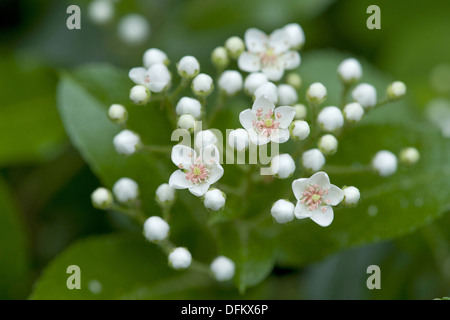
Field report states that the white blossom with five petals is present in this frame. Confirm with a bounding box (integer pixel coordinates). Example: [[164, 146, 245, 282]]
[[129, 63, 171, 93]]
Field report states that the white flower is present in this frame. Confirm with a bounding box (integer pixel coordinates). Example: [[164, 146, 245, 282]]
[[343, 102, 364, 123], [108, 104, 128, 124], [318, 134, 338, 155], [143, 216, 170, 242], [293, 104, 307, 119], [218, 70, 243, 96], [278, 84, 298, 106], [307, 82, 327, 104], [168, 247, 192, 270], [177, 56, 200, 79], [317, 106, 344, 132], [91, 187, 113, 209], [129, 63, 171, 93], [271, 199, 295, 224], [239, 97, 295, 145], [113, 130, 141, 155], [88, 0, 115, 25], [302, 149, 326, 172], [228, 128, 249, 151], [195, 130, 218, 149], [352, 83, 377, 109], [211, 46, 229, 69], [271, 154, 295, 179], [372, 150, 398, 176], [387, 81, 406, 101], [210, 256, 235, 281], [176, 97, 202, 119], [399, 147, 420, 165], [169, 145, 224, 197], [129, 85, 150, 105], [238, 28, 301, 81], [342, 186, 360, 206], [290, 120, 310, 140], [203, 189, 226, 211], [283, 23, 305, 50], [155, 183, 176, 204], [192, 73, 214, 97], [338, 58, 362, 84], [112, 177, 139, 203], [244, 72, 268, 96], [143, 48, 169, 68], [254, 82, 278, 104], [292, 171, 344, 227], [117, 14, 150, 46], [225, 36, 245, 59], [177, 114, 197, 132]]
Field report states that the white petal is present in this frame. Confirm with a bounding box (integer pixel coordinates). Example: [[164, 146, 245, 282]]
[[274, 106, 296, 128], [262, 64, 284, 81], [325, 184, 344, 206], [252, 96, 275, 114], [169, 170, 192, 189], [189, 182, 210, 197], [310, 206, 334, 227], [245, 28, 268, 53], [238, 52, 261, 72], [171, 145, 196, 166], [147, 64, 171, 92], [294, 202, 311, 219], [239, 109, 257, 131], [129, 67, 147, 85], [208, 163, 224, 185], [281, 51, 301, 70], [269, 28, 291, 54], [292, 178, 309, 200], [201, 145, 221, 166], [271, 128, 290, 143], [308, 171, 330, 189]]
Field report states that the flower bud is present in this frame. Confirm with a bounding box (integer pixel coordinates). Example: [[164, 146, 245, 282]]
[[338, 58, 362, 85], [203, 189, 226, 211], [211, 46, 229, 70], [210, 256, 235, 281], [244, 72, 268, 96], [91, 187, 113, 209], [218, 70, 243, 96], [387, 81, 406, 101], [290, 120, 310, 140], [225, 36, 245, 59], [143, 48, 169, 68], [318, 134, 338, 155], [318, 106, 344, 132], [302, 148, 326, 172], [176, 97, 202, 119], [108, 104, 128, 124], [283, 23, 305, 50], [271, 154, 296, 179], [278, 84, 298, 106], [343, 102, 364, 123], [228, 128, 249, 151], [254, 82, 278, 104], [130, 85, 150, 105], [88, 0, 115, 25], [286, 72, 302, 90], [117, 14, 150, 46], [372, 150, 398, 177], [271, 199, 295, 224], [168, 247, 192, 270], [342, 186, 360, 207], [177, 56, 200, 79], [112, 177, 139, 203], [177, 114, 197, 132], [399, 147, 420, 165], [195, 130, 218, 149], [143, 216, 170, 242], [113, 130, 141, 155], [352, 83, 377, 109], [155, 183, 176, 206], [293, 104, 307, 119], [307, 82, 327, 104], [192, 73, 214, 97]]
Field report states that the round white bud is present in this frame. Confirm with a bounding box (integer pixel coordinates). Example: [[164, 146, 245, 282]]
[[278, 84, 298, 106], [302, 148, 326, 172], [352, 83, 377, 109], [143, 48, 169, 68], [192, 73, 214, 97], [271, 154, 296, 179], [338, 58, 362, 84], [177, 56, 200, 79], [177, 114, 197, 132], [318, 106, 344, 132], [225, 36, 245, 59], [307, 82, 327, 104], [399, 147, 420, 165], [203, 189, 226, 211], [195, 130, 217, 149], [218, 70, 243, 96], [113, 130, 141, 155], [254, 82, 278, 104], [228, 129, 249, 151], [88, 0, 115, 25], [244, 72, 268, 96], [271, 199, 295, 224], [318, 134, 338, 155], [343, 186, 360, 206], [108, 104, 128, 124], [91, 187, 113, 209], [290, 120, 310, 140], [294, 104, 307, 119], [210, 256, 235, 281], [387, 81, 407, 101], [155, 183, 176, 205], [372, 150, 398, 177], [175, 97, 202, 119], [117, 14, 150, 46], [130, 85, 150, 105], [211, 46, 229, 70], [168, 247, 192, 270], [143, 216, 170, 242], [343, 102, 364, 123], [283, 23, 305, 50], [112, 177, 139, 203], [286, 73, 302, 90]]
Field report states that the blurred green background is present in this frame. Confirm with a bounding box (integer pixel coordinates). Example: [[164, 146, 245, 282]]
[[0, 0, 449, 300]]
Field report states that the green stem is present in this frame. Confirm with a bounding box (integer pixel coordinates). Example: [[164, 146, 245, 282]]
[[340, 83, 351, 109], [208, 92, 227, 126], [169, 78, 189, 101]]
